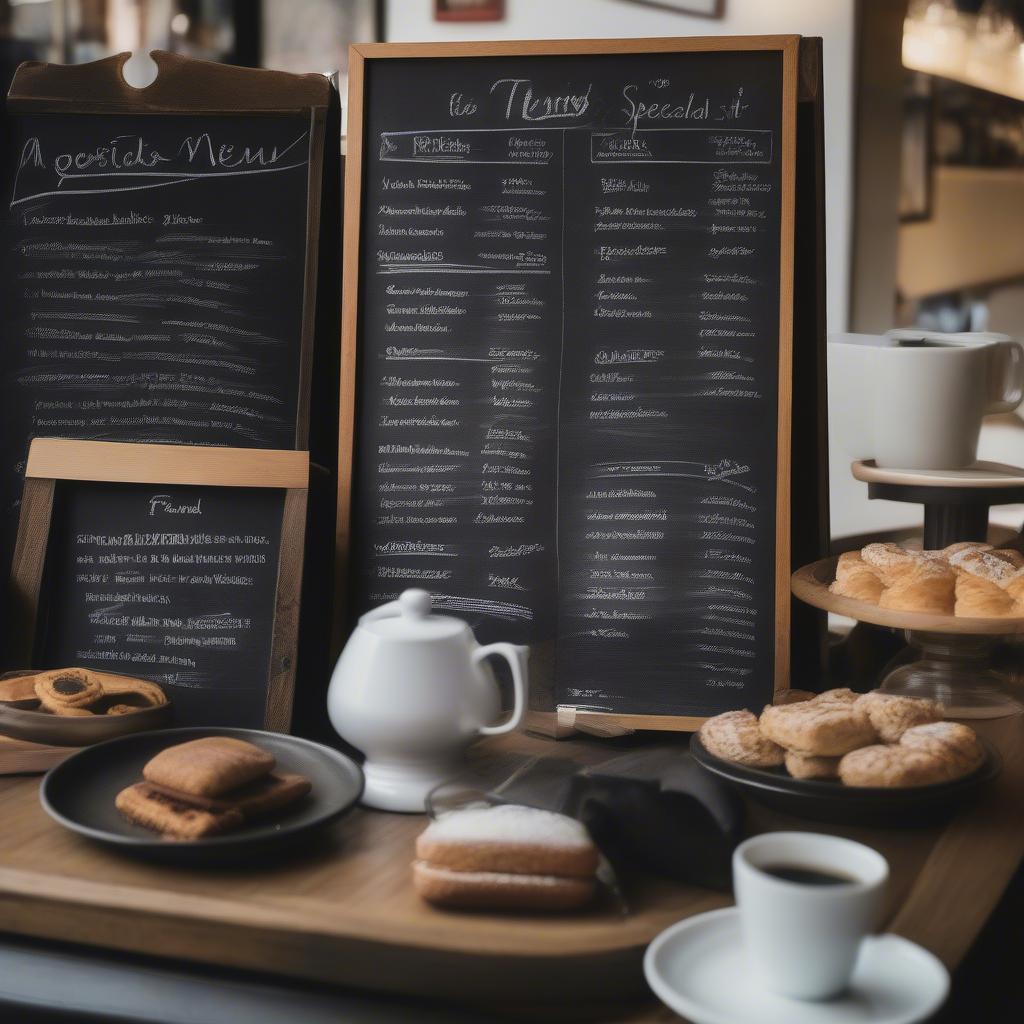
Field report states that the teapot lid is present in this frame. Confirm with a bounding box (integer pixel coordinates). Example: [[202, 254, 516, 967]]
[[358, 589, 471, 641]]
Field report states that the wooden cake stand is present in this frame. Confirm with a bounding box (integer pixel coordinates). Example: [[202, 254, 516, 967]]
[[851, 460, 1024, 549], [792, 557, 1024, 719]]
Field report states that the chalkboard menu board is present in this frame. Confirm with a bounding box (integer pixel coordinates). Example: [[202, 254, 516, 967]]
[[0, 52, 335, 683], [340, 39, 801, 728], [39, 482, 284, 728], [10, 439, 309, 730]]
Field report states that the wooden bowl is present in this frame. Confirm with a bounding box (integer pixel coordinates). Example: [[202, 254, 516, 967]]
[[0, 671, 171, 747], [791, 556, 1024, 635]]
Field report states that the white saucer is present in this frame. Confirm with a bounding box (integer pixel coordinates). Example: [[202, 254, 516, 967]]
[[644, 908, 949, 1024]]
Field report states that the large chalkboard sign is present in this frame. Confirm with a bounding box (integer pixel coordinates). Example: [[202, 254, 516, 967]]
[[0, 53, 337, 699], [340, 38, 807, 731], [9, 439, 309, 730]]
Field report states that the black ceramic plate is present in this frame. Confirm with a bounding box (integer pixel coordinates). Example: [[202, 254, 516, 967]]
[[690, 733, 1000, 827], [41, 727, 363, 864]]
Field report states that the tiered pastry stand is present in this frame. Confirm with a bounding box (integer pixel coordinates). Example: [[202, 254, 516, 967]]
[[791, 460, 1024, 719]]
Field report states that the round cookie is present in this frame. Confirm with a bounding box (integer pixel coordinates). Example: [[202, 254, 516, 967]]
[[784, 750, 841, 780], [699, 710, 784, 768], [838, 745, 949, 788], [760, 701, 877, 757], [854, 691, 944, 743], [34, 668, 103, 712], [899, 721, 985, 779]]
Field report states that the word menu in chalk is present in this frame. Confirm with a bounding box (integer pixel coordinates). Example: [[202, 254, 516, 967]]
[[352, 51, 787, 717], [1, 114, 310, 598]]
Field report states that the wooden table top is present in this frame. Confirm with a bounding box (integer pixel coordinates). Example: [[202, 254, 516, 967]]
[[0, 717, 1021, 1019]]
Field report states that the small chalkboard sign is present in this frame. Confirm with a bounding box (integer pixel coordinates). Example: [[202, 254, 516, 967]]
[[338, 36, 825, 733], [9, 439, 309, 730]]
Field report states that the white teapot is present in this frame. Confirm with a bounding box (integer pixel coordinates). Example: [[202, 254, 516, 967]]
[[327, 589, 528, 812]]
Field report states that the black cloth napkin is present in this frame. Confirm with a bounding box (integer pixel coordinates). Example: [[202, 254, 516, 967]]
[[431, 747, 742, 891]]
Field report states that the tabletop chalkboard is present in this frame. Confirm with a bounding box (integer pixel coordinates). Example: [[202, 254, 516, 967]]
[[339, 38, 803, 730], [9, 439, 309, 730], [0, 53, 336, 687]]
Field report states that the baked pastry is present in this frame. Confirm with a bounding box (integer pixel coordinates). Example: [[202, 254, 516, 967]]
[[838, 745, 950, 788], [829, 551, 884, 603], [0, 676, 41, 703], [34, 668, 104, 713], [145, 772, 311, 817], [953, 550, 1019, 617], [143, 737, 275, 797], [760, 701, 876, 757], [699, 710, 784, 768], [854, 691, 943, 742], [412, 862, 595, 912], [878, 559, 955, 615], [784, 750, 841, 780], [942, 541, 992, 558], [416, 805, 599, 878], [860, 543, 923, 586], [990, 548, 1024, 569], [899, 721, 985, 779], [116, 782, 244, 839], [95, 675, 168, 707], [813, 688, 859, 705], [413, 805, 599, 912], [117, 739, 310, 840]]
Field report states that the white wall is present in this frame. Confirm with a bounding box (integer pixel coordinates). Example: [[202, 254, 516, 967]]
[[384, 0, 857, 334]]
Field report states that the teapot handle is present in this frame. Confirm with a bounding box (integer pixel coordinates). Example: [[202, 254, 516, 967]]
[[473, 643, 528, 736]]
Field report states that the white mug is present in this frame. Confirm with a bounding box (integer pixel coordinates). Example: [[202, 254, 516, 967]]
[[829, 330, 1024, 470], [733, 832, 889, 1000]]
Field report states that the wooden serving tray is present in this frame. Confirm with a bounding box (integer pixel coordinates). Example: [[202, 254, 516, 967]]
[[792, 556, 1024, 635], [0, 724, 1022, 1009]]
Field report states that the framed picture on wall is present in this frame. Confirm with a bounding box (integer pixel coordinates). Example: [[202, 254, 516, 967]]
[[435, 0, 506, 21]]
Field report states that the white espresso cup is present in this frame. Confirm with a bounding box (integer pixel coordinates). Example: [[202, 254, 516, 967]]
[[829, 330, 1024, 470], [733, 832, 889, 1000]]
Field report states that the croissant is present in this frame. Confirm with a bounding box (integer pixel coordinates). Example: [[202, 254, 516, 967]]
[[861, 542, 923, 587], [829, 551, 883, 603], [942, 541, 992, 559], [955, 575, 1016, 617], [879, 561, 955, 615]]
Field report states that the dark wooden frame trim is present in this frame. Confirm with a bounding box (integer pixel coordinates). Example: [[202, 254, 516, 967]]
[[337, 36, 801, 731], [8, 439, 309, 732]]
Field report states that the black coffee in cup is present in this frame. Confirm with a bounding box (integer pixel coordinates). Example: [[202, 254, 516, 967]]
[[762, 864, 858, 886]]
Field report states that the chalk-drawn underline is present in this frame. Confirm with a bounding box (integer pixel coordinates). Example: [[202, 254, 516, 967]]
[[11, 161, 308, 206], [378, 262, 549, 275]]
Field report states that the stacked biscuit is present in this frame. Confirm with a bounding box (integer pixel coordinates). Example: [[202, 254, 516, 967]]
[[413, 804, 600, 911], [116, 737, 311, 840], [0, 667, 166, 716], [829, 540, 1024, 617], [699, 690, 985, 787]]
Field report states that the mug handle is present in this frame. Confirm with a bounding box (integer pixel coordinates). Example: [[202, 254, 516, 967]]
[[987, 340, 1024, 414], [473, 643, 528, 736]]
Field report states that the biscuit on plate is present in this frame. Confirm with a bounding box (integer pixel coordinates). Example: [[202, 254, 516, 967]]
[[760, 701, 876, 757], [838, 745, 949, 788], [116, 782, 244, 839], [854, 691, 944, 743], [143, 737, 275, 797], [699, 710, 784, 768], [899, 721, 985, 779], [784, 750, 841, 780], [34, 668, 103, 712]]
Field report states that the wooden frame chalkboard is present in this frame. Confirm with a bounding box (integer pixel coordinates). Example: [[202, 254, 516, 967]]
[[337, 36, 804, 732], [2, 50, 341, 733], [8, 439, 309, 731]]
